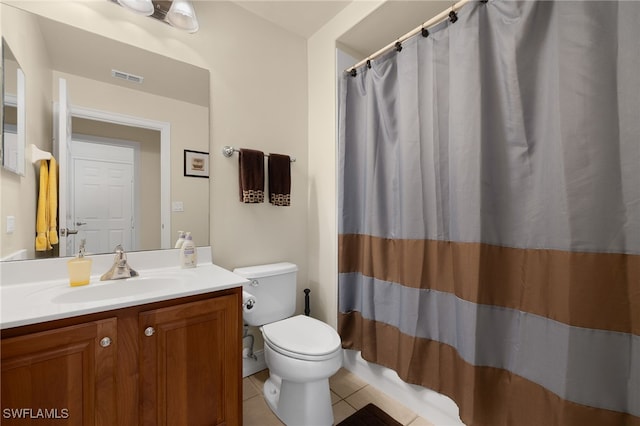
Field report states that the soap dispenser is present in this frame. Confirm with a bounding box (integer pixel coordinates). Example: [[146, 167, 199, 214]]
[[175, 230, 186, 248], [68, 239, 92, 287], [179, 232, 197, 268]]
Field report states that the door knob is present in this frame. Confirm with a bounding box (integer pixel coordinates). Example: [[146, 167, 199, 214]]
[[100, 337, 112, 347], [144, 327, 155, 337]]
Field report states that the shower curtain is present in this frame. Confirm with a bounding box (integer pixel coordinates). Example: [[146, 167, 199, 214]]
[[337, 2, 639, 426]]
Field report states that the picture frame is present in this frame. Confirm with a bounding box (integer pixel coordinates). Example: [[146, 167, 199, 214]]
[[184, 149, 210, 178]]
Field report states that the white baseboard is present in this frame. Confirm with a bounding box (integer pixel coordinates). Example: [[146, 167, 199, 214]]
[[342, 349, 465, 426], [243, 349, 267, 378]]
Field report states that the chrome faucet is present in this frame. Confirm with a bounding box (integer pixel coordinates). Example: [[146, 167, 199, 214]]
[[100, 245, 139, 281]]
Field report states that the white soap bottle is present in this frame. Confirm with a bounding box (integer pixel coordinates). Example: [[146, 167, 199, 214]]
[[180, 232, 197, 268], [174, 230, 186, 248]]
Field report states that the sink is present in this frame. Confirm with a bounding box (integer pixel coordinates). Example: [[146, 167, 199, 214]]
[[51, 276, 185, 304]]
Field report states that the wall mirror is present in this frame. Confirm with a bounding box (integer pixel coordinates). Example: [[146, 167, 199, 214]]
[[2, 38, 26, 176], [0, 5, 210, 261]]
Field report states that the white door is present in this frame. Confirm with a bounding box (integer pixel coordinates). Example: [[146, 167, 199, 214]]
[[71, 141, 135, 255]]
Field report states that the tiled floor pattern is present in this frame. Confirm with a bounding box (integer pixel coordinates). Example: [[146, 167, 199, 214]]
[[243, 368, 435, 426]]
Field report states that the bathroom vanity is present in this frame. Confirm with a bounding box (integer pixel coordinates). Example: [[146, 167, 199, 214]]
[[0, 248, 245, 425]]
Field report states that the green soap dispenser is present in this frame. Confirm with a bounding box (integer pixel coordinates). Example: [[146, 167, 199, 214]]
[[68, 239, 92, 287]]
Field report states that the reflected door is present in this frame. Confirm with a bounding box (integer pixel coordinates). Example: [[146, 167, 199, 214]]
[[72, 142, 136, 255]]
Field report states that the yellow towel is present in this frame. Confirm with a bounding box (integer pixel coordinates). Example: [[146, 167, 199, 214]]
[[48, 157, 58, 245], [35, 160, 50, 251]]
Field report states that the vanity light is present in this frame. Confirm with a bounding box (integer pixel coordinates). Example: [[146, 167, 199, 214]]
[[111, 0, 199, 33], [117, 0, 154, 16], [166, 0, 199, 33]]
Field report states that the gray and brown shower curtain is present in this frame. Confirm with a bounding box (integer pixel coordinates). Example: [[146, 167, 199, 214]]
[[337, 1, 639, 426]]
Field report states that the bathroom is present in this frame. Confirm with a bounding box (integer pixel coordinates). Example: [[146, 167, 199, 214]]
[[1, 1, 638, 426]]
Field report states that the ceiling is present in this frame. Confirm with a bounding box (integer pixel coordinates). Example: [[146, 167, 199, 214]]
[[231, 1, 352, 39], [231, 0, 453, 59], [338, 1, 452, 58]]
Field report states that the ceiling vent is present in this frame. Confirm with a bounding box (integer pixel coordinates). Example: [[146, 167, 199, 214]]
[[111, 69, 144, 84]]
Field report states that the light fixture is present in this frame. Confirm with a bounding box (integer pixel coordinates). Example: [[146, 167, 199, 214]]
[[166, 0, 199, 33], [111, 0, 200, 33], [117, 0, 154, 16]]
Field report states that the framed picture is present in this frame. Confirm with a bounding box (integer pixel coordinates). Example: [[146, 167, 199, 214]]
[[184, 150, 210, 178]]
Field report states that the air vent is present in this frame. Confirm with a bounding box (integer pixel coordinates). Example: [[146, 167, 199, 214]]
[[111, 69, 144, 84]]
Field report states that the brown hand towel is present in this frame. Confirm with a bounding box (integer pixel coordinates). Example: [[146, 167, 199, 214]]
[[239, 149, 265, 203], [268, 153, 291, 206]]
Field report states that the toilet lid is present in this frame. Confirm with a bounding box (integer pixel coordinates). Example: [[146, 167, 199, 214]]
[[262, 315, 341, 357]]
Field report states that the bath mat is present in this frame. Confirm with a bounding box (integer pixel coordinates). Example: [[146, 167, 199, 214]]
[[337, 403, 402, 426]]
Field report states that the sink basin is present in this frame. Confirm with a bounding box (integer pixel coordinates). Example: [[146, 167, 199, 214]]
[[52, 276, 185, 304]]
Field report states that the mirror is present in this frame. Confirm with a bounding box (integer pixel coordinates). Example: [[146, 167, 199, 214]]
[[2, 38, 26, 176], [0, 5, 210, 261]]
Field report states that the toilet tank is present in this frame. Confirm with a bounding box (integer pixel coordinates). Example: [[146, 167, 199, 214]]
[[233, 262, 298, 326]]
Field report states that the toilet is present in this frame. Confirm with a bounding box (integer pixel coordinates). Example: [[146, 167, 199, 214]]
[[234, 262, 342, 426]]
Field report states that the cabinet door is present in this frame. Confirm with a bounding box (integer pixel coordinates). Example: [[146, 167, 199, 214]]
[[1, 318, 117, 425], [139, 294, 241, 426]]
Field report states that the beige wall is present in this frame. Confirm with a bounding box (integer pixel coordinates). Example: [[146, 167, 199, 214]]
[[307, 1, 384, 327], [207, 2, 309, 314], [0, 0, 381, 327], [2, 0, 310, 313], [1, 0, 379, 349], [0, 4, 53, 259]]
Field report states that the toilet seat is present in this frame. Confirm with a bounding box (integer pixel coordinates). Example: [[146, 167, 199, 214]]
[[262, 315, 342, 361]]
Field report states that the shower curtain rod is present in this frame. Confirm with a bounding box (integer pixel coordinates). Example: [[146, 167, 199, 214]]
[[346, 0, 474, 74]]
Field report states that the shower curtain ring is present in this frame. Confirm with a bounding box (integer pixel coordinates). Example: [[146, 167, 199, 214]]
[[449, 10, 458, 23]]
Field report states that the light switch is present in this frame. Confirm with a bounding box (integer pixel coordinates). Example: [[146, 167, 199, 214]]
[[172, 201, 184, 212], [6, 216, 15, 234]]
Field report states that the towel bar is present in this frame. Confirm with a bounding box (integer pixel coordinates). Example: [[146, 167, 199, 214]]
[[30, 144, 52, 164], [222, 146, 296, 162]]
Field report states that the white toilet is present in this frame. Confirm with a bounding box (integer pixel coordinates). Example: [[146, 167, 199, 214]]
[[234, 262, 342, 426]]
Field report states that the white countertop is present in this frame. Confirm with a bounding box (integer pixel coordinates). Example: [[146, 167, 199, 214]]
[[1, 248, 248, 330]]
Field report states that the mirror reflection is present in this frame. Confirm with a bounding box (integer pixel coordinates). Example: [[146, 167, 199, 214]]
[[2, 38, 26, 176], [0, 5, 210, 261], [64, 118, 162, 257]]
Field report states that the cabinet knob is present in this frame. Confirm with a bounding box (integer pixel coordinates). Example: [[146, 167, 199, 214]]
[[144, 326, 156, 337], [100, 337, 112, 348]]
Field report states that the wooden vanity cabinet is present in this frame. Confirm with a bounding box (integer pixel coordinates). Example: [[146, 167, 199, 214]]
[[1, 287, 242, 426], [1, 318, 117, 425], [139, 294, 241, 426]]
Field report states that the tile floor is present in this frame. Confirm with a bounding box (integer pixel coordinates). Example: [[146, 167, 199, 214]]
[[243, 368, 435, 426]]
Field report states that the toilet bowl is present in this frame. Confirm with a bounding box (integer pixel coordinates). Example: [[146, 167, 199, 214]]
[[261, 315, 342, 426], [233, 263, 343, 426]]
